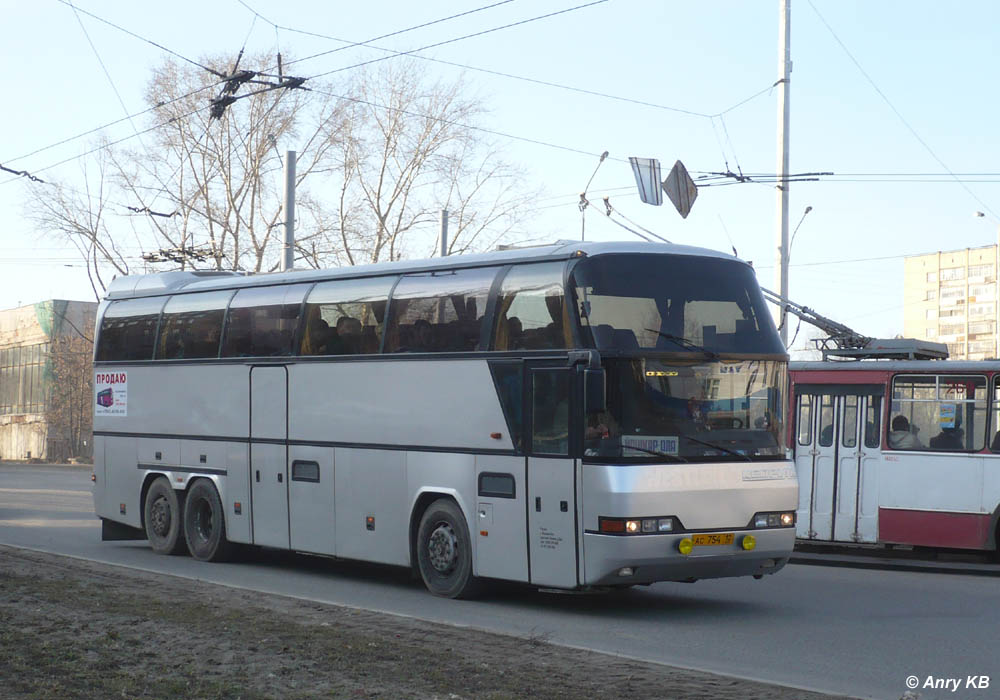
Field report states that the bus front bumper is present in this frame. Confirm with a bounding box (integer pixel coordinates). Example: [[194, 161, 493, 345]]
[[582, 527, 795, 586]]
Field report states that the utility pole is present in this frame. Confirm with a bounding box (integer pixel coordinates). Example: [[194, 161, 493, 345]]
[[281, 150, 296, 272], [439, 209, 449, 257], [775, 0, 792, 344]]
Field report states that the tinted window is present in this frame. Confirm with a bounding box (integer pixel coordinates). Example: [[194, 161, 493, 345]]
[[222, 284, 309, 358], [97, 297, 165, 361], [569, 254, 783, 354], [532, 369, 570, 455], [490, 361, 523, 450], [493, 262, 570, 350], [301, 277, 393, 356], [385, 267, 499, 353], [890, 375, 987, 452], [156, 291, 231, 360]]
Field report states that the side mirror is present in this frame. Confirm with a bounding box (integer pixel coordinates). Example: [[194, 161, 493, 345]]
[[584, 368, 606, 414]]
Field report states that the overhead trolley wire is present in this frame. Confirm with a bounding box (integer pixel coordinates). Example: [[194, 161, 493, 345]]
[[807, 0, 1000, 221]]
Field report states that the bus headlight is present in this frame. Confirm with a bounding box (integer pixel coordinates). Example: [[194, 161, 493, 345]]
[[599, 516, 682, 534], [751, 511, 796, 529], [625, 520, 641, 533]]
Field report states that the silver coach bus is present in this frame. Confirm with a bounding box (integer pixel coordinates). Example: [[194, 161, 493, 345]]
[[92, 241, 797, 597]]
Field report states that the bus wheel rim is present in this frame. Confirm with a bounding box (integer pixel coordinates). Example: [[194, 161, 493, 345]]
[[150, 497, 171, 537], [427, 523, 458, 574]]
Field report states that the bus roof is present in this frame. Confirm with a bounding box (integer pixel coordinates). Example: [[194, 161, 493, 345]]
[[104, 240, 743, 300]]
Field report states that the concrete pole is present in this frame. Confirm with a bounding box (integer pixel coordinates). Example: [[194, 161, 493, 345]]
[[775, 0, 792, 344], [281, 150, 296, 272], [440, 209, 449, 257]]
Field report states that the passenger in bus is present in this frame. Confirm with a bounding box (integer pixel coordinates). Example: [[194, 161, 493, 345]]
[[412, 318, 435, 351], [930, 426, 964, 450], [335, 316, 363, 354], [507, 316, 524, 349], [888, 415, 923, 449]]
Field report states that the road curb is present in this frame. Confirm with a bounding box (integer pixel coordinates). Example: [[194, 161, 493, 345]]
[[791, 550, 1000, 576]]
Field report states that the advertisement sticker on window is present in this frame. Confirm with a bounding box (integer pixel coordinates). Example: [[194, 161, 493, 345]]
[[95, 371, 127, 416], [939, 403, 956, 429]]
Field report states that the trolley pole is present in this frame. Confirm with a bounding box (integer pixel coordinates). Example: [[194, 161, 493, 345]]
[[281, 150, 296, 272], [775, 0, 792, 344]]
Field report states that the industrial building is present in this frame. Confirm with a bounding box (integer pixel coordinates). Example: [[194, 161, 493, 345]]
[[0, 300, 97, 461]]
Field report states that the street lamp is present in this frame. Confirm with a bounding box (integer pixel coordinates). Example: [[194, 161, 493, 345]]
[[789, 205, 813, 253], [780, 205, 812, 336]]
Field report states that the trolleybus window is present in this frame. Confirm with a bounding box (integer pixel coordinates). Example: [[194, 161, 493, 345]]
[[865, 396, 881, 448], [156, 291, 231, 360], [385, 267, 499, 353], [989, 378, 1000, 452], [818, 395, 835, 447], [569, 254, 782, 355], [797, 395, 813, 446], [492, 262, 570, 350], [890, 374, 987, 452], [842, 395, 858, 448], [96, 297, 165, 361], [222, 284, 310, 358], [300, 276, 393, 356]]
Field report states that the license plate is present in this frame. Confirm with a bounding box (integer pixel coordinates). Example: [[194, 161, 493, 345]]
[[692, 533, 734, 546]]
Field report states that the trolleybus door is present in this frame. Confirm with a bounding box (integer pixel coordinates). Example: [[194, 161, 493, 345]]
[[795, 388, 883, 543], [250, 365, 290, 548], [525, 363, 579, 589], [833, 394, 882, 543]]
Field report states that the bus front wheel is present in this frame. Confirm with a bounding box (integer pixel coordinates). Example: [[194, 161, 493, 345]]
[[416, 499, 479, 598], [183, 479, 233, 562], [144, 476, 187, 555]]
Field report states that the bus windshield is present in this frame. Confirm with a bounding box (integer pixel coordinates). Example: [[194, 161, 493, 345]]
[[585, 358, 787, 462], [569, 254, 784, 355]]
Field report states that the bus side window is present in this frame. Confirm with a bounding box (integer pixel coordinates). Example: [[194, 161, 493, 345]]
[[991, 379, 1000, 452], [96, 297, 165, 361], [156, 291, 231, 360], [384, 267, 499, 353], [797, 395, 812, 446], [493, 262, 570, 351], [222, 284, 309, 358], [300, 277, 394, 356]]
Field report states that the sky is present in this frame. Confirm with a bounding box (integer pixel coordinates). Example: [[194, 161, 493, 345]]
[[2, 0, 998, 357]]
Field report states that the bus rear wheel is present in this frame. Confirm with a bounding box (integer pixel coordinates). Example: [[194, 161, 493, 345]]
[[416, 499, 479, 599], [144, 477, 187, 555], [183, 479, 233, 562]]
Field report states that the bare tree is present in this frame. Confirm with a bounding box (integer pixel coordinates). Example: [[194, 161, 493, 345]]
[[46, 334, 94, 462], [25, 54, 537, 292]]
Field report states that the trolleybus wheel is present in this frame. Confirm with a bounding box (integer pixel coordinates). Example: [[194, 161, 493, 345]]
[[416, 499, 479, 598], [144, 476, 187, 555], [183, 479, 233, 562]]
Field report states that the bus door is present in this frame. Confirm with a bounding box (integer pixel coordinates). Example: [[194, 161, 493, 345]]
[[525, 363, 579, 589], [794, 386, 882, 542], [250, 365, 289, 548]]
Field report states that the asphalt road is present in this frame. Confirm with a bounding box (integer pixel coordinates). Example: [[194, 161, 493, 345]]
[[2, 463, 997, 700]]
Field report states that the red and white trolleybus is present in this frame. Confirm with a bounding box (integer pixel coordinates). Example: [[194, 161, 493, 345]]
[[790, 360, 1000, 553]]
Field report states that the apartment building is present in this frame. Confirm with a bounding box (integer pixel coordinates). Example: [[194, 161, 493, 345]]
[[903, 245, 999, 360]]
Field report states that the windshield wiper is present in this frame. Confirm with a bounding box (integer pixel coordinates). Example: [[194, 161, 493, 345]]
[[622, 445, 689, 463], [644, 329, 719, 359], [681, 434, 751, 461]]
